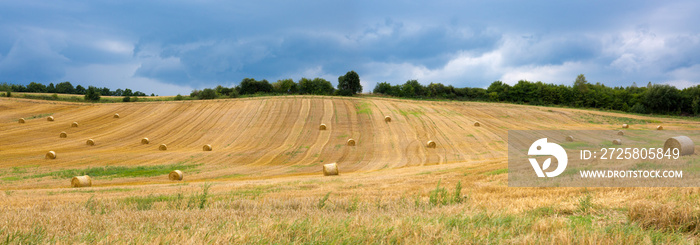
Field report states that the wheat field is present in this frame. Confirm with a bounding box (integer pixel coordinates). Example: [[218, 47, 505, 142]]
[[1, 95, 699, 244]]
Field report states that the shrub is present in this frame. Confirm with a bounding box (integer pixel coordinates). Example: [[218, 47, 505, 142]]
[[630, 103, 646, 114], [198, 88, 217, 100], [174, 94, 184, 101], [122, 96, 131, 102]]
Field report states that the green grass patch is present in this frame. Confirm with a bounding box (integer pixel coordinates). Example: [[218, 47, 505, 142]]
[[484, 168, 508, 176], [355, 101, 372, 115], [31, 162, 200, 179], [398, 108, 424, 117], [26, 113, 53, 120]]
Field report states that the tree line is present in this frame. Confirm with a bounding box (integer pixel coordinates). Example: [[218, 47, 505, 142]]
[[187, 71, 363, 100], [373, 74, 700, 116], [0, 82, 149, 97]]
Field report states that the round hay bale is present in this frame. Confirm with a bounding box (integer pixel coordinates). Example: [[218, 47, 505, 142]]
[[18, 118, 25, 123], [86, 139, 95, 146], [612, 139, 622, 145], [169, 170, 184, 180], [617, 130, 624, 136], [427, 140, 437, 148], [319, 124, 327, 130], [47, 116, 54, 121], [203, 144, 212, 151], [45, 151, 56, 159], [384, 116, 391, 122], [622, 124, 629, 128], [565, 136, 574, 142], [323, 163, 339, 176], [474, 121, 480, 127], [159, 144, 168, 151], [60, 132, 67, 138], [141, 138, 150, 144], [71, 122, 79, 127], [664, 136, 694, 156], [657, 125, 663, 130], [71, 175, 92, 188], [113, 113, 120, 118], [346, 139, 356, 146]]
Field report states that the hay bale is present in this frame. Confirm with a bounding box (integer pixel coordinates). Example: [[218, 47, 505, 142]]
[[71, 175, 92, 188], [612, 139, 622, 145], [622, 124, 629, 128], [113, 113, 120, 118], [427, 140, 436, 148], [71, 122, 79, 127], [565, 136, 574, 142], [203, 144, 212, 151], [385, 116, 391, 122], [45, 151, 56, 159], [346, 139, 356, 146], [657, 125, 663, 130], [159, 144, 168, 151], [169, 170, 184, 180], [617, 130, 624, 136], [323, 163, 339, 176], [86, 139, 95, 146], [47, 116, 54, 121], [18, 118, 25, 123], [664, 136, 694, 156], [60, 132, 67, 138], [474, 121, 480, 127], [141, 138, 150, 144], [319, 124, 327, 130]]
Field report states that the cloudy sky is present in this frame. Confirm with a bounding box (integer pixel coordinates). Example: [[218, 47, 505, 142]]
[[1, 1, 699, 95]]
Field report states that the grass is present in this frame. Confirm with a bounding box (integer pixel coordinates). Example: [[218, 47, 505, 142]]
[[577, 113, 661, 125], [29, 162, 200, 180], [355, 101, 372, 115], [26, 113, 53, 120], [484, 168, 508, 176]]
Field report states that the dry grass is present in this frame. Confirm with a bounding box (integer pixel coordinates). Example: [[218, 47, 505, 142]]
[[1, 96, 698, 243]]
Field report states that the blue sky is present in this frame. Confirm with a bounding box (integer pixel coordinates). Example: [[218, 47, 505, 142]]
[[1, 1, 699, 95]]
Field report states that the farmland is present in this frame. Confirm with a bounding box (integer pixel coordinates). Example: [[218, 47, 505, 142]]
[[1, 95, 699, 243]]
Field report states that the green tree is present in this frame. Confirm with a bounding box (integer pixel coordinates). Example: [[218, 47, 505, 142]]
[[75, 85, 86, 94], [198, 88, 217, 100], [337, 70, 362, 95], [55, 81, 75, 94], [84, 86, 101, 101], [272, 79, 298, 94]]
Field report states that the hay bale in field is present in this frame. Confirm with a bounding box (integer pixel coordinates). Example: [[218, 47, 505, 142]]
[[565, 136, 574, 142], [47, 116, 54, 121], [427, 140, 437, 148], [86, 139, 95, 146], [45, 151, 56, 159], [664, 136, 695, 156], [346, 138, 356, 146], [71, 175, 92, 188], [71, 122, 79, 127], [385, 116, 391, 122], [159, 144, 168, 151], [141, 138, 150, 144], [617, 130, 624, 136], [169, 170, 184, 180], [622, 124, 629, 128], [474, 121, 480, 127], [319, 124, 327, 130], [612, 139, 622, 145], [203, 144, 212, 151], [18, 118, 25, 123], [323, 163, 339, 176], [60, 132, 67, 138], [657, 125, 663, 130], [113, 113, 120, 118]]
